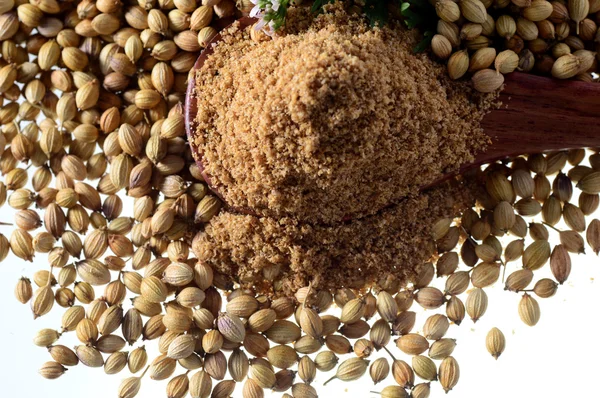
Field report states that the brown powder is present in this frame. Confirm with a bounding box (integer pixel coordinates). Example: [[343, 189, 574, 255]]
[[193, 177, 477, 296], [193, 8, 493, 224]]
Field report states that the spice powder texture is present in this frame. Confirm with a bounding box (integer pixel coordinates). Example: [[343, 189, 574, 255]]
[[194, 178, 477, 295], [193, 11, 492, 224]]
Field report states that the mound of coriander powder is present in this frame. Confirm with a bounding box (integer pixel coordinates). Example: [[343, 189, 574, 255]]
[[193, 177, 479, 296], [193, 8, 495, 224]]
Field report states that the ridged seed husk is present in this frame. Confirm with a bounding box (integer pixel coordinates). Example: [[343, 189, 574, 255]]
[[123, 308, 143, 345], [587, 219, 600, 255], [98, 305, 124, 335], [466, 288, 488, 322], [141, 276, 168, 303], [264, 320, 301, 344], [166, 373, 190, 398], [429, 338, 457, 360], [369, 357, 390, 384], [118, 376, 142, 398], [267, 344, 298, 369], [550, 244, 571, 284], [217, 312, 246, 343], [423, 314, 450, 340], [392, 359, 415, 388], [97, 334, 127, 353], [505, 268, 533, 292], [34, 328, 60, 347], [248, 309, 276, 333], [486, 327, 506, 359], [445, 271, 470, 295], [314, 351, 339, 372], [39, 361, 67, 380], [190, 370, 212, 398], [326, 357, 369, 385], [61, 305, 85, 332], [228, 348, 249, 382], [522, 240, 551, 270], [518, 293, 541, 326], [163, 261, 194, 286], [249, 362, 276, 389], [396, 333, 430, 355], [105, 351, 128, 375], [381, 386, 409, 398], [471, 262, 501, 288], [393, 310, 416, 335], [76, 259, 111, 286], [370, 319, 391, 350], [412, 355, 438, 381], [414, 287, 445, 309], [439, 356, 460, 393], [149, 354, 177, 381], [15, 277, 33, 304], [49, 345, 79, 367], [31, 285, 54, 319], [128, 347, 148, 374], [76, 345, 104, 368]]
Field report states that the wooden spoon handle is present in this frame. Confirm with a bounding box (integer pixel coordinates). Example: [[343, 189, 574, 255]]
[[478, 72, 600, 166]]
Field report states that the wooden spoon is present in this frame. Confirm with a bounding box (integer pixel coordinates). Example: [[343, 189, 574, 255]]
[[184, 17, 600, 210]]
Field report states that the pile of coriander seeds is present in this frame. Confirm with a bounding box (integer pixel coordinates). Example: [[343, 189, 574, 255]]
[[431, 0, 600, 92], [2, 0, 600, 397]]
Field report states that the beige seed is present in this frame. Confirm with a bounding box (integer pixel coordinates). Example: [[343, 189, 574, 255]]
[[534, 278, 559, 298], [39, 361, 67, 380], [76, 345, 104, 368], [105, 351, 128, 375], [466, 288, 488, 322], [163, 261, 194, 286], [298, 307, 323, 338], [423, 314, 450, 340], [167, 373, 190, 398], [324, 357, 369, 385], [217, 312, 246, 343], [569, 0, 590, 32], [429, 338, 457, 360], [439, 356, 460, 393], [414, 287, 445, 309], [228, 348, 249, 382], [550, 244, 571, 284], [472, 69, 505, 93], [381, 386, 409, 398], [369, 357, 390, 384], [249, 361, 276, 389], [392, 359, 414, 388], [519, 293, 541, 326], [447, 50, 469, 80], [141, 276, 168, 303], [34, 328, 60, 347], [523, 240, 551, 270], [31, 285, 54, 319], [397, 333, 429, 355], [412, 355, 438, 381], [486, 327, 506, 359], [505, 269, 533, 292], [190, 370, 212, 398], [14, 277, 33, 304], [150, 354, 177, 381], [267, 344, 298, 369], [118, 375, 143, 398]]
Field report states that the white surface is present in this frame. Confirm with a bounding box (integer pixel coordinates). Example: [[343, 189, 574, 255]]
[[0, 173, 599, 398]]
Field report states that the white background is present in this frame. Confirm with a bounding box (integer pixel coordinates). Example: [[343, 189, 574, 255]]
[[0, 168, 599, 398]]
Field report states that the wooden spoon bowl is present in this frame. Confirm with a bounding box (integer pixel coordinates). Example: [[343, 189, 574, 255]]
[[185, 17, 600, 215]]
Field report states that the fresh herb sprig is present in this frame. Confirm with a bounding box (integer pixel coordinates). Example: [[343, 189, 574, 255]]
[[256, 0, 437, 53], [399, 0, 437, 52], [250, 0, 291, 32]]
